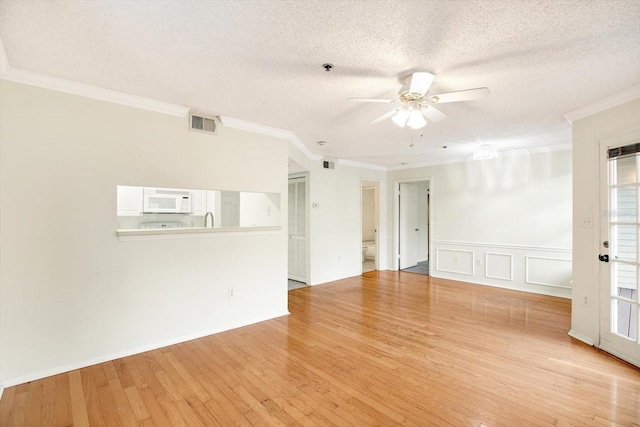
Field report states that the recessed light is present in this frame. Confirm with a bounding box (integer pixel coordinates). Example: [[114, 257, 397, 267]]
[[317, 140, 327, 146]]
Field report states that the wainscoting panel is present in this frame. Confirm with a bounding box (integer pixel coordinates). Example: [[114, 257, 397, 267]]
[[525, 256, 572, 289], [485, 252, 513, 281], [431, 240, 572, 298], [435, 249, 474, 275]]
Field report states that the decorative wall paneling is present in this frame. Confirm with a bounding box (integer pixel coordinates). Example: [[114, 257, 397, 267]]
[[432, 240, 571, 298], [435, 249, 474, 275]]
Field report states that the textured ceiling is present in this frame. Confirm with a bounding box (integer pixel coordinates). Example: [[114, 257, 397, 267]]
[[1, 0, 639, 168]]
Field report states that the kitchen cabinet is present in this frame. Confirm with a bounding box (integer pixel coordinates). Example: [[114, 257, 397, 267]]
[[117, 185, 143, 216], [190, 189, 207, 215]]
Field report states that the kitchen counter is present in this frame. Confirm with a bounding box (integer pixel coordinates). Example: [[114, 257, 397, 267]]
[[117, 226, 281, 241]]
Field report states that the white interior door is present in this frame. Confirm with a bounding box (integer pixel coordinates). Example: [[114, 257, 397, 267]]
[[599, 142, 640, 367], [288, 177, 307, 282], [221, 191, 239, 227], [399, 183, 419, 269]]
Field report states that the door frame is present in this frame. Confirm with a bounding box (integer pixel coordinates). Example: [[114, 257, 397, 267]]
[[393, 176, 432, 271], [597, 133, 640, 367], [361, 179, 381, 272], [288, 172, 310, 285], [399, 183, 419, 269]]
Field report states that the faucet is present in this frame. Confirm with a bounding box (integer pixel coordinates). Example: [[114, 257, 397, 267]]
[[204, 212, 214, 228]]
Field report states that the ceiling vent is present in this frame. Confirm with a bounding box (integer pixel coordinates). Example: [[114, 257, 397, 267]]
[[189, 112, 220, 135]]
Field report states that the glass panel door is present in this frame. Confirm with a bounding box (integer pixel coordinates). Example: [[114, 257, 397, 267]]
[[600, 145, 640, 365]]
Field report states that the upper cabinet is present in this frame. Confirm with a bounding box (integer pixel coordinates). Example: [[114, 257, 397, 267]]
[[190, 189, 207, 215], [117, 185, 143, 216]]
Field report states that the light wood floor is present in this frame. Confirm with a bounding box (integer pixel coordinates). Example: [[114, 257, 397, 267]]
[[1, 271, 639, 426]]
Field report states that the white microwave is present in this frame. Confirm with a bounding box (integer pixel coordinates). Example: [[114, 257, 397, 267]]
[[143, 188, 191, 213]]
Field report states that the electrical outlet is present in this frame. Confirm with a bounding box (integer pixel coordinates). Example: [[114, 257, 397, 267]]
[[582, 294, 590, 307], [476, 258, 482, 267], [453, 255, 459, 264], [228, 288, 234, 299]]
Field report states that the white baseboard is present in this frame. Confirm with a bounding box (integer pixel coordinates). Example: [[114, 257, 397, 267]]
[[568, 329, 595, 346], [431, 269, 571, 299], [0, 384, 4, 401], [1, 310, 290, 389]]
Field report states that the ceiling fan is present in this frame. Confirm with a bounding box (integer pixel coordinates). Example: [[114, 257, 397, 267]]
[[349, 72, 489, 129]]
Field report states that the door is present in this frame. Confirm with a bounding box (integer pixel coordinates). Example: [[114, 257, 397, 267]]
[[288, 177, 307, 282], [362, 183, 379, 272], [599, 142, 640, 367], [221, 191, 240, 227], [399, 183, 419, 269]]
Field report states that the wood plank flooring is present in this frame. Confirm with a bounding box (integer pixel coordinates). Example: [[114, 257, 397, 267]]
[[1, 271, 639, 426]]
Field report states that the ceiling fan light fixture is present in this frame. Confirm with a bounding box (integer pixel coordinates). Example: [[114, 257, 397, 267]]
[[407, 110, 427, 129], [392, 110, 409, 127]]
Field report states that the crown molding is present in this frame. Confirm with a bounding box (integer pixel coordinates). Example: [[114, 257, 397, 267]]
[[0, 38, 9, 74], [220, 116, 324, 161], [220, 119, 390, 171], [218, 117, 390, 171], [0, 39, 190, 118], [386, 142, 572, 171], [338, 158, 387, 171], [564, 84, 640, 124], [1, 67, 191, 117]]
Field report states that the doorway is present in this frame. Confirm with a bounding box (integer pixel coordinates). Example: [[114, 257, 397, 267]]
[[598, 141, 639, 366], [362, 181, 379, 273], [397, 179, 430, 275], [288, 172, 309, 290]]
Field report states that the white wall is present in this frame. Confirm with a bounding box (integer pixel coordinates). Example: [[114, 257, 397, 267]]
[[0, 80, 289, 386], [388, 149, 573, 297], [288, 149, 387, 285], [572, 98, 640, 345]]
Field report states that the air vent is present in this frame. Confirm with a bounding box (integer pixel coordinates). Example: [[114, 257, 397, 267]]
[[323, 160, 336, 169], [189, 112, 220, 135]]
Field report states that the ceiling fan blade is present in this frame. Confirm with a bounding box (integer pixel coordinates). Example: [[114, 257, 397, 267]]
[[421, 105, 448, 122], [429, 87, 490, 103], [348, 97, 395, 103], [370, 108, 399, 124], [409, 72, 435, 96]]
